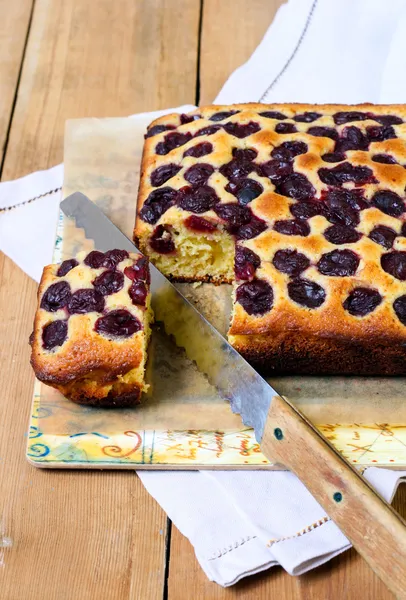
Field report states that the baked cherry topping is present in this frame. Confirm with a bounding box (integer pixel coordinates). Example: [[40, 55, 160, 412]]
[[184, 215, 217, 233], [150, 164, 181, 187], [318, 162, 376, 186], [139, 187, 177, 224], [324, 188, 365, 227], [259, 111, 287, 120], [145, 124, 175, 138], [275, 122, 297, 134], [184, 163, 214, 186], [236, 279, 273, 315], [236, 215, 267, 240], [180, 113, 201, 124], [333, 111, 368, 125], [183, 142, 213, 158], [194, 125, 221, 137], [214, 203, 251, 229], [276, 173, 316, 201], [223, 121, 260, 138], [84, 251, 105, 268], [177, 185, 219, 213], [95, 309, 142, 338], [41, 281, 71, 312], [260, 159, 293, 183], [150, 225, 175, 254], [318, 249, 359, 277], [156, 131, 192, 155], [381, 251, 406, 280], [93, 270, 124, 296], [102, 249, 129, 268], [366, 125, 396, 142], [234, 246, 261, 281], [226, 179, 263, 205], [401, 223, 406, 237], [343, 287, 382, 316], [308, 126, 338, 141], [372, 190, 405, 217], [393, 295, 406, 325], [271, 141, 308, 161], [288, 278, 326, 308], [372, 153, 397, 164], [42, 319, 68, 350], [210, 110, 239, 122], [124, 257, 150, 283], [129, 281, 148, 306], [57, 259, 78, 277], [371, 114, 403, 126], [220, 158, 255, 181], [290, 200, 323, 220], [369, 225, 397, 249], [321, 152, 346, 163], [324, 224, 361, 245], [335, 126, 369, 152], [272, 249, 310, 276], [68, 289, 105, 314], [232, 148, 258, 161], [274, 219, 310, 237], [293, 112, 321, 123]]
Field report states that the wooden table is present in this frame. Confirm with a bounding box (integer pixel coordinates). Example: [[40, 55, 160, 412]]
[[0, 1, 405, 598]]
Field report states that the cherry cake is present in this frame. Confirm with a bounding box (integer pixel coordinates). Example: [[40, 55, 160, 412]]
[[30, 250, 153, 405], [135, 103, 406, 375]]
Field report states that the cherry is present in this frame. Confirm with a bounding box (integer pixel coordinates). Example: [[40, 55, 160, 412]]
[[372, 153, 397, 164], [124, 257, 150, 283], [129, 281, 148, 306], [223, 121, 260, 138], [220, 158, 255, 181], [194, 125, 221, 137], [343, 287, 382, 316], [322, 152, 346, 163], [271, 141, 308, 161], [185, 215, 217, 233], [335, 126, 369, 152], [260, 159, 293, 183], [324, 224, 361, 245], [145, 124, 175, 138], [57, 259, 78, 277], [95, 309, 142, 338], [274, 219, 310, 236], [102, 249, 129, 268], [324, 188, 364, 227], [150, 225, 175, 254], [393, 295, 406, 325], [177, 185, 219, 213], [294, 112, 321, 123], [150, 164, 181, 187], [370, 114, 403, 126], [41, 281, 71, 312], [318, 162, 376, 186], [42, 320, 68, 350], [226, 179, 263, 205], [232, 148, 258, 161], [180, 113, 201, 124], [401, 223, 406, 237], [318, 249, 359, 276], [372, 190, 404, 217], [272, 249, 310, 276], [139, 187, 177, 224], [369, 225, 397, 249], [308, 126, 338, 140], [183, 142, 213, 158], [210, 110, 239, 121], [156, 132, 192, 155], [333, 111, 368, 125], [184, 163, 214, 186], [236, 215, 267, 240], [214, 203, 251, 229], [288, 278, 326, 308], [93, 270, 124, 296], [84, 251, 105, 268], [290, 200, 323, 220], [259, 111, 287, 120], [366, 125, 396, 142], [68, 289, 105, 314], [276, 173, 316, 201], [236, 279, 273, 315], [275, 123, 297, 134], [234, 246, 261, 281], [381, 251, 406, 280]]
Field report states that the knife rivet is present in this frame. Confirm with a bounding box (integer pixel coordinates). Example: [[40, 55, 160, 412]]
[[333, 492, 343, 503], [274, 428, 283, 441]]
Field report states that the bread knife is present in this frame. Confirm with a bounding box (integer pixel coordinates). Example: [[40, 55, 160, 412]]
[[61, 192, 406, 597]]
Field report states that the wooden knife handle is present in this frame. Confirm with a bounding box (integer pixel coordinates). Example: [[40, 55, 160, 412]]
[[261, 394, 406, 599]]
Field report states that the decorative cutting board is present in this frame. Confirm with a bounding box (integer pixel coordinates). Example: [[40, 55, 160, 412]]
[[27, 116, 406, 469]]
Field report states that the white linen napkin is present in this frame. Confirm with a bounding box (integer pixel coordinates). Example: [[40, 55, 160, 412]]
[[2, 0, 406, 587]]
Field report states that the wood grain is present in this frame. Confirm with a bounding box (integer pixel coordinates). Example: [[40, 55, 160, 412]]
[[0, 0, 199, 598]]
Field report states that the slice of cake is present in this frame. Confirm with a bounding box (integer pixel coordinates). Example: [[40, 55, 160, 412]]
[[135, 103, 406, 374], [30, 249, 153, 406]]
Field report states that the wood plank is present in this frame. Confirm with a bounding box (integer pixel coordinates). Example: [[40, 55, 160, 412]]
[[0, 0, 33, 166], [0, 0, 199, 598], [199, 0, 282, 105]]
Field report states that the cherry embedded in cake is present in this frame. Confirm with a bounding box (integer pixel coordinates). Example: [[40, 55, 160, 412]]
[[135, 103, 406, 374], [30, 250, 153, 406]]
